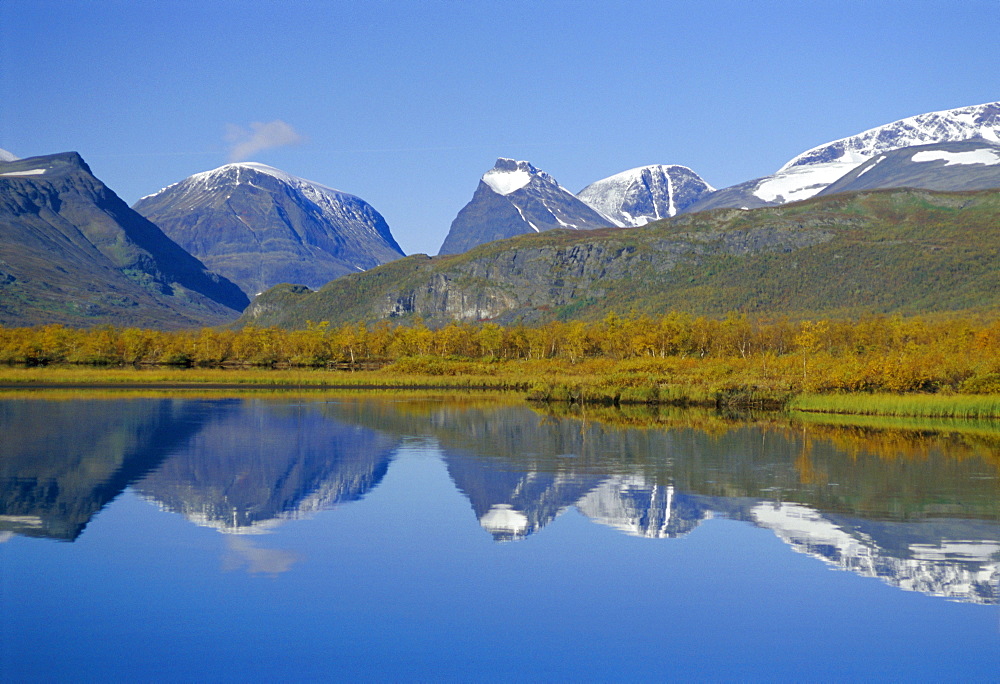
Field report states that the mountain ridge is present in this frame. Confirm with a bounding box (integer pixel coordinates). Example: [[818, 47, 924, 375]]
[[817, 139, 1000, 196]]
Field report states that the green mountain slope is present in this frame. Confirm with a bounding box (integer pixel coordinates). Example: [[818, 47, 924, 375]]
[[0, 153, 248, 328], [239, 188, 1000, 328]]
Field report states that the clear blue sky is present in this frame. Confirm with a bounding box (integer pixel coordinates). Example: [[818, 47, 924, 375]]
[[2, 0, 998, 255]]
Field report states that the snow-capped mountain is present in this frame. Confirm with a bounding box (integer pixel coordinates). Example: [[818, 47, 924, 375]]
[[685, 101, 1000, 213], [0, 148, 18, 162], [133, 163, 405, 297], [784, 101, 1000, 170], [577, 164, 714, 227], [437, 158, 614, 255], [818, 140, 1000, 196]]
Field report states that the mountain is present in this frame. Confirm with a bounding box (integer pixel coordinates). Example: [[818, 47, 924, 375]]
[[577, 164, 714, 226], [240, 187, 1000, 327], [817, 140, 1000, 196], [785, 101, 1000, 168], [0, 152, 248, 328], [437, 158, 614, 255], [0, 148, 18, 162], [133, 163, 405, 297], [686, 101, 1000, 213]]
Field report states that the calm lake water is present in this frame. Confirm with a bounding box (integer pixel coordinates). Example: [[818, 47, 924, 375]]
[[1, 392, 998, 681]]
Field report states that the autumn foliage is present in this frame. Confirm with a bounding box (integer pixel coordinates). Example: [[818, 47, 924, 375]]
[[1, 312, 998, 396]]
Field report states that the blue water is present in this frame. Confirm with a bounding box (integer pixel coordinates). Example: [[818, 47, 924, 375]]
[[1, 395, 997, 681]]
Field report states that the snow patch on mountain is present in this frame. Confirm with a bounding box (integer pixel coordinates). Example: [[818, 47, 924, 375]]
[[481, 158, 554, 196], [576, 477, 681, 538], [0, 168, 47, 177], [911, 148, 1000, 166], [482, 165, 532, 195], [856, 155, 886, 178], [752, 161, 859, 203], [479, 504, 531, 538], [0, 148, 19, 162]]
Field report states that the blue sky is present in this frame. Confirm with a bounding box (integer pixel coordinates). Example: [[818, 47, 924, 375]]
[[2, 0, 998, 255]]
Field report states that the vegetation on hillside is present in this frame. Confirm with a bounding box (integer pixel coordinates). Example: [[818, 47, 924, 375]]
[[241, 188, 1000, 328]]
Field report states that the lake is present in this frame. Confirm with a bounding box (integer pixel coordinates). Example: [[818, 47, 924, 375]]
[[1, 392, 998, 681]]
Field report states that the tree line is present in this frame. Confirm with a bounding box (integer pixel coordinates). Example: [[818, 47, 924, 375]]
[[1, 312, 998, 393]]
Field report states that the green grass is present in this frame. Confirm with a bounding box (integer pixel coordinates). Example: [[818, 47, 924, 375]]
[[789, 392, 1000, 419], [790, 409, 1000, 440]]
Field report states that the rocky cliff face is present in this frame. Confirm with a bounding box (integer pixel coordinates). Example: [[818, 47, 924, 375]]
[[0, 152, 248, 327], [133, 163, 405, 297]]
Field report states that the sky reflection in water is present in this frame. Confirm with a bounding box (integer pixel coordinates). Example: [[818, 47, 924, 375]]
[[1, 394, 998, 681]]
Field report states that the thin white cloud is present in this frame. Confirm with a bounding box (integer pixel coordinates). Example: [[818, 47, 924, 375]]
[[225, 120, 304, 162]]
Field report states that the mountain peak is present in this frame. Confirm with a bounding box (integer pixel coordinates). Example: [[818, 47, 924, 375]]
[[0, 151, 93, 178], [0, 151, 248, 327], [438, 158, 612, 255], [577, 164, 714, 226], [481, 158, 552, 195]]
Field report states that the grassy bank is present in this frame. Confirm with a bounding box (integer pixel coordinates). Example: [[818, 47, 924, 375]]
[[0, 359, 786, 408], [3, 362, 1000, 419], [789, 393, 1000, 419]]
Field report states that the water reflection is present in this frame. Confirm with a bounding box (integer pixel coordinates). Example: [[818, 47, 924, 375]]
[[1, 394, 998, 603], [134, 401, 398, 534], [222, 536, 301, 576], [0, 398, 231, 540]]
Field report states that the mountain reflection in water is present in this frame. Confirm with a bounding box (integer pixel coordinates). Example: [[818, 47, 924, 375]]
[[1, 394, 998, 604]]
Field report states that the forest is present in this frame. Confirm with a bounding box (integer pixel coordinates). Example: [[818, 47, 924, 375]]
[[1, 313, 999, 409]]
